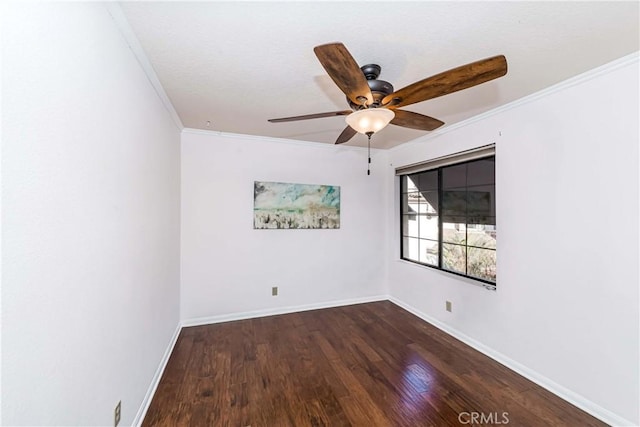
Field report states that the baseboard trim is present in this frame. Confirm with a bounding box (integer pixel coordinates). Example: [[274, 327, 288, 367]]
[[133, 323, 182, 427], [181, 294, 389, 327], [388, 296, 636, 427]]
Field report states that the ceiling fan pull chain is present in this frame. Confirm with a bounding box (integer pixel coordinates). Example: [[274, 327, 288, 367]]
[[367, 132, 372, 175]]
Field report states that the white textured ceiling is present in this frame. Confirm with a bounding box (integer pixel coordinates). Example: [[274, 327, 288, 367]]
[[119, 1, 639, 149]]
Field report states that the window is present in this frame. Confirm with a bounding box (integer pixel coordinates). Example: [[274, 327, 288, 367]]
[[400, 151, 496, 286]]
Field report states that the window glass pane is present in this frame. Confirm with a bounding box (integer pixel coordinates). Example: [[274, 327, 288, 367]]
[[442, 189, 466, 221], [405, 175, 418, 192], [467, 224, 496, 249], [467, 185, 495, 221], [418, 191, 438, 214], [467, 247, 496, 282], [402, 214, 418, 237], [442, 243, 466, 274], [442, 222, 466, 244], [403, 237, 420, 262], [442, 163, 467, 189], [419, 239, 439, 266], [468, 215, 496, 227], [467, 158, 495, 185], [416, 170, 438, 191], [402, 192, 421, 214], [420, 190, 438, 214], [418, 215, 439, 240]]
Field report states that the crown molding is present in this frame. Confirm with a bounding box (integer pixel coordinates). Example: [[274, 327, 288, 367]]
[[104, 2, 637, 155], [393, 51, 639, 152], [181, 127, 386, 153], [105, 3, 184, 131]]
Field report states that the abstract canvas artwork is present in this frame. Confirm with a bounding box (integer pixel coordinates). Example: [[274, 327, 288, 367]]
[[253, 181, 340, 229]]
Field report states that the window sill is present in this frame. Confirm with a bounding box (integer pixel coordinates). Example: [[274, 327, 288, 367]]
[[395, 258, 497, 291]]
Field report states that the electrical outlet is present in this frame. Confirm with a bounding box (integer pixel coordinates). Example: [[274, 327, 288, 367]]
[[114, 400, 121, 427], [272, 286, 278, 296], [446, 301, 452, 312]]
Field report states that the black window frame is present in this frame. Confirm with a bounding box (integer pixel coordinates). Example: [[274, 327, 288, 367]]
[[400, 155, 496, 287]]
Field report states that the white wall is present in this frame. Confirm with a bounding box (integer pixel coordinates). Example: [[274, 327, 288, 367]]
[[180, 131, 388, 322], [2, 2, 636, 426], [386, 56, 639, 425], [2, 3, 181, 426]]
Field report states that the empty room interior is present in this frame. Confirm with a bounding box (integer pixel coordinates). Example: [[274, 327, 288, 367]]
[[2, 2, 639, 426]]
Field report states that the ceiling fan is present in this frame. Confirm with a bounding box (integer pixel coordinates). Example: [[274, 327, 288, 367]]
[[268, 42, 508, 145]]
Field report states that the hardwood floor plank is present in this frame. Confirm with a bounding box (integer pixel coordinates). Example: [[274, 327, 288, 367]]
[[143, 302, 608, 427], [337, 395, 384, 427], [516, 386, 606, 427], [326, 351, 395, 426], [308, 331, 351, 399], [372, 303, 537, 394], [406, 341, 550, 426]]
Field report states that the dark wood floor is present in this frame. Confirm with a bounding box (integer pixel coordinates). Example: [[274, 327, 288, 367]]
[[143, 301, 606, 427]]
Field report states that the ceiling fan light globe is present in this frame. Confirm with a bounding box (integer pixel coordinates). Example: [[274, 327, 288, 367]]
[[345, 108, 395, 135]]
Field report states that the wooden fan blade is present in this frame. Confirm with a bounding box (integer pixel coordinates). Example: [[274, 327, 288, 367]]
[[335, 126, 357, 144], [314, 43, 373, 106], [391, 110, 445, 131], [383, 55, 507, 108], [268, 110, 353, 123]]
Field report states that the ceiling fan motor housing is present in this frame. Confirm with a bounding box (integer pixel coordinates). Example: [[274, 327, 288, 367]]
[[348, 64, 394, 109], [361, 64, 381, 80]]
